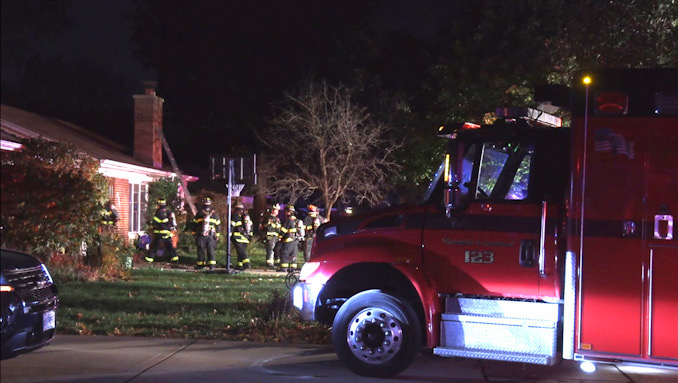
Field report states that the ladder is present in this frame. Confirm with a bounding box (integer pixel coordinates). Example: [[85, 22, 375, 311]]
[[157, 129, 197, 216]]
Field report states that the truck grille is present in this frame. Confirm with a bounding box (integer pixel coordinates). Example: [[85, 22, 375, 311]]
[[5, 266, 55, 303]]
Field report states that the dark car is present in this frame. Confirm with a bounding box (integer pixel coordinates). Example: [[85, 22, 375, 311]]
[[1, 248, 59, 359]]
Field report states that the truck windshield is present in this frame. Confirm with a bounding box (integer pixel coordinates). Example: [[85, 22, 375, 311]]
[[424, 140, 534, 206]]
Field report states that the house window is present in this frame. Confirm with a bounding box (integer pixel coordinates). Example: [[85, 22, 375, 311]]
[[129, 183, 147, 232]]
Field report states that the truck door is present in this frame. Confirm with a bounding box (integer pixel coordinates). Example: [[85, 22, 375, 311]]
[[645, 120, 677, 362], [423, 135, 565, 300]]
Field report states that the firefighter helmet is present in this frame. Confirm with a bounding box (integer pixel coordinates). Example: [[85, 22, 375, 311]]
[[308, 204, 318, 212], [285, 205, 295, 212], [202, 197, 212, 206], [233, 202, 244, 210], [272, 203, 281, 211], [157, 198, 167, 206]]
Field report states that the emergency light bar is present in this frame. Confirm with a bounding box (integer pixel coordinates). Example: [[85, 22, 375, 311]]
[[495, 107, 562, 127], [437, 122, 480, 138]]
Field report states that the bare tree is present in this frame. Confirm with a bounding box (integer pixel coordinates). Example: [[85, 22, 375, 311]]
[[260, 81, 401, 220]]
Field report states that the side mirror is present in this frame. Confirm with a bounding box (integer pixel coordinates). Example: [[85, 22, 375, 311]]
[[444, 185, 462, 218]]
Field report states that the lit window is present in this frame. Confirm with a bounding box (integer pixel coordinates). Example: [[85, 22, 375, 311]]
[[129, 183, 147, 232]]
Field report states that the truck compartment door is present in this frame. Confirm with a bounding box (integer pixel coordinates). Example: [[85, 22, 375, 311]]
[[576, 117, 678, 364]]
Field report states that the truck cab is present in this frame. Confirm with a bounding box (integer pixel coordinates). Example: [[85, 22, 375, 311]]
[[293, 69, 677, 378]]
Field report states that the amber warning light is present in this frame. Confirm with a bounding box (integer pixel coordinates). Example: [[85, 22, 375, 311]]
[[437, 123, 481, 138]]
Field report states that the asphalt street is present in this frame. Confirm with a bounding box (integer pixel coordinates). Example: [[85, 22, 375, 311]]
[[1, 335, 676, 383]]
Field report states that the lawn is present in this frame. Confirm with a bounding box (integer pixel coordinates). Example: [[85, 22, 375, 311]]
[[55, 243, 330, 344]]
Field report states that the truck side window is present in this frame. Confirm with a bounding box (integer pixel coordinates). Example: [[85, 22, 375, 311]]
[[476, 142, 533, 200]]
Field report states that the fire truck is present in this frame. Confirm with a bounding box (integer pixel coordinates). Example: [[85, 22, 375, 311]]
[[292, 69, 678, 377]]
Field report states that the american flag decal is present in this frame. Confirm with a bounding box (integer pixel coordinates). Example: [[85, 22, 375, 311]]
[[594, 128, 635, 159]]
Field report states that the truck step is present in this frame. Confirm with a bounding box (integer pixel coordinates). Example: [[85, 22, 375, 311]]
[[433, 346, 558, 365], [444, 297, 560, 321]]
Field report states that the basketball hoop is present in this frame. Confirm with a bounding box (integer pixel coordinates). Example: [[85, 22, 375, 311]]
[[231, 184, 245, 197]]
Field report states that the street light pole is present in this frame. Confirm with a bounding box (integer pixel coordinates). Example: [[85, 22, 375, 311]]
[[577, 75, 591, 350]]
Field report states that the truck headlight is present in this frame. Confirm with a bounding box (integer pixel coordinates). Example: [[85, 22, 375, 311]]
[[299, 262, 320, 280]]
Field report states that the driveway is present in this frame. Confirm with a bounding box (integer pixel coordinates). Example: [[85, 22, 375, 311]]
[[1, 335, 676, 382]]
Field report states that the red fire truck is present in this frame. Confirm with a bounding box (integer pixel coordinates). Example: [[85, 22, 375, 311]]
[[292, 69, 678, 377]]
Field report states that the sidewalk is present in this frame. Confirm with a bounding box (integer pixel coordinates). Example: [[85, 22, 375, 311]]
[[3, 335, 676, 383]]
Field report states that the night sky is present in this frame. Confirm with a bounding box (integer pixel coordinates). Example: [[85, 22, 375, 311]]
[[1, 1, 458, 171]]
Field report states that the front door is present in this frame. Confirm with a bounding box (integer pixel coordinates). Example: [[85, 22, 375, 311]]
[[424, 139, 561, 300]]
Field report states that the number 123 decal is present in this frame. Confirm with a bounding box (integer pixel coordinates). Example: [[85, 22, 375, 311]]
[[465, 250, 495, 264]]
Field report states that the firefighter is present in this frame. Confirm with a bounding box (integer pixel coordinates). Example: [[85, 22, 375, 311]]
[[91, 200, 120, 266], [259, 203, 282, 269], [192, 197, 221, 270], [99, 200, 119, 234], [145, 198, 178, 263], [302, 204, 326, 262], [278, 205, 302, 272], [230, 202, 252, 270]]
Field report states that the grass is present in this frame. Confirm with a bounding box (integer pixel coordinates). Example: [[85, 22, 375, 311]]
[[173, 236, 308, 270], [55, 242, 330, 344]]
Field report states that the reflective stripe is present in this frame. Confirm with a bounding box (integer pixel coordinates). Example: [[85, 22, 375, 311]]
[[198, 218, 221, 225]]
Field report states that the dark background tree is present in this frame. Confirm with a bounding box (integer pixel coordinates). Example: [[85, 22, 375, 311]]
[[428, 0, 678, 125], [260, 81, 401, 219]]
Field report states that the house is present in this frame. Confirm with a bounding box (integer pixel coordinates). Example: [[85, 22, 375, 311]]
[[0, 83, 197, 241]]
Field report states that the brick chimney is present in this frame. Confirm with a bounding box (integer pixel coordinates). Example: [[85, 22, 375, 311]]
[[133, 81, 164, 169]]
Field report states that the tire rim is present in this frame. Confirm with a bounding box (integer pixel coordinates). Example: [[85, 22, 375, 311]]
[[346, 307, 403, 364]]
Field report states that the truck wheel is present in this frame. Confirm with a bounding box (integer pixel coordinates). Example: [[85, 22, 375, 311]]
[[332, 290, 421, 377]]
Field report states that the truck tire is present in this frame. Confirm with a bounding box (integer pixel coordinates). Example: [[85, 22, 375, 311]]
[[332, 290, 421, 377]]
